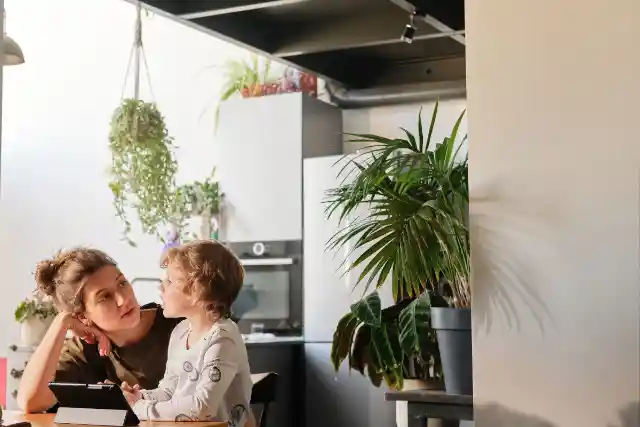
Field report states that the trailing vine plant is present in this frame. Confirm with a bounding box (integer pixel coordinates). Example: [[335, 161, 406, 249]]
[[108, 4, 178, 246], [108, 100, 178, 245]]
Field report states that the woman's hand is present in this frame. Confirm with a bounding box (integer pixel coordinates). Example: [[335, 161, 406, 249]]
[[121, 381, 142, 406], [59, 312, 112, 356]]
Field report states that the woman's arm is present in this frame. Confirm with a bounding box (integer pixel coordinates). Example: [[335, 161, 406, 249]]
[[17, 313, 109, 413], [17, 314, 70, 413]]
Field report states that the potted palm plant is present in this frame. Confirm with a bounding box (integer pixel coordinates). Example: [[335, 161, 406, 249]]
[[326, 101, 471, 395]]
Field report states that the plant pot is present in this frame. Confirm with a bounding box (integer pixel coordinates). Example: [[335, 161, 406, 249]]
[[430, 307, 473, 395], [402, 379, 443, 391], [20, 317, 53, 347], [199, 213, 212, 240]]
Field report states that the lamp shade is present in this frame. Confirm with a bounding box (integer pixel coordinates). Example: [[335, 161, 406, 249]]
[[3, 34, 24, 65], [2, 9, 24, 66]]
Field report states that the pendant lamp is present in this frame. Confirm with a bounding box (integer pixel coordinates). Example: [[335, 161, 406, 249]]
[[2, 9, 24, 66]]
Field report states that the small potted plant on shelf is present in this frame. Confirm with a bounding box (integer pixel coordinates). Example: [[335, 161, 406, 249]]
[[15, 292, 58, 347], [215, 54, 318, 130], [167, 168, 224, 243], [326, 101, 471, 395], [215, 54, 275, 130]]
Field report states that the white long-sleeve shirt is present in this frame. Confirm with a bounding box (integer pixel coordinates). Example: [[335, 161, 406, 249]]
[[132, 318, 252, 426]]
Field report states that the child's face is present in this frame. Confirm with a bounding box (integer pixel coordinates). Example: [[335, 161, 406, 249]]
[[161, 262, 197, 318]]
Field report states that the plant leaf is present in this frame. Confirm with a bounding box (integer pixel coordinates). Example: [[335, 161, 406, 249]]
[[330, 312, 361, 372], [367, 363, 383, 387], [398, 293, 432, 355], [350, 291, 382, 326], [425, 99, 439, 152], [350, 324, 371, 375]]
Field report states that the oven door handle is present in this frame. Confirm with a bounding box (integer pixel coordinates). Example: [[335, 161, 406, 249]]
[[239, 257, 294, 266]]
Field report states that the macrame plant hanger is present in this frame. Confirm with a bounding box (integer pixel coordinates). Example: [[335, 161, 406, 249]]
[[120, 2, 155, 105]]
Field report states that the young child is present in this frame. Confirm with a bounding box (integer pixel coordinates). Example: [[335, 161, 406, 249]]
[[122, 240, 252, 426]]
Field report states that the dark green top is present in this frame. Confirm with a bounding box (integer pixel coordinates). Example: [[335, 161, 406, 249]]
[[54, 303, 181, 389]]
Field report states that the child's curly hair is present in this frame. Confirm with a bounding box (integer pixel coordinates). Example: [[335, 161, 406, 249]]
[[161, 240, 244, 318]]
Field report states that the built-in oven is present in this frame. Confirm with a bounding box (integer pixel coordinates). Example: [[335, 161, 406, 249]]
[[227, 240, 302, 335]]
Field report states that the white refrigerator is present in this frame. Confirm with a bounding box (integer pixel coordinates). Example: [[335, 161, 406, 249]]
[[303, 155, 396, 427]]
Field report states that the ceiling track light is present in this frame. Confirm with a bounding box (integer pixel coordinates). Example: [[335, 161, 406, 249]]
[[401, 9, 421, 44]]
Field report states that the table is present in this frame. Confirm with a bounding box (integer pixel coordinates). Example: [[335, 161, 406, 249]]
[[1, 411, 227, 427], [385, 390, 473, 427]]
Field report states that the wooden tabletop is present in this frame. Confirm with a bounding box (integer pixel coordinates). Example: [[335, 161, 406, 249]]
[[2, 411, 227, 427], [385, 389, 473, 406]]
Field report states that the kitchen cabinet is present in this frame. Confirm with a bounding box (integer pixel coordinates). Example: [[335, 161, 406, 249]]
[[247, 342, 304, 427], [215, 93, 342, 243], [304, 343, 395, 427]]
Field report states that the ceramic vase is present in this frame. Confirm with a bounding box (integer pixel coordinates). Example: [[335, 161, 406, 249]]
[[20, 317, 53, 347]]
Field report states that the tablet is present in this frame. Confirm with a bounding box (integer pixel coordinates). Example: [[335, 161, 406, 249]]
[[48, 382, 140, 426]]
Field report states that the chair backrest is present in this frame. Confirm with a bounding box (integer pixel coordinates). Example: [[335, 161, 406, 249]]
[[250, 372, 279, 427]]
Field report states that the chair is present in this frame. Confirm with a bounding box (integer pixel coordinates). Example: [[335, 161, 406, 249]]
[[250, 372, 279, 427]]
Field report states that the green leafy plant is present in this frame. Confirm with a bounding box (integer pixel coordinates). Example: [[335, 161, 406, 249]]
[[326, 101, 469, 390], [108, 99, 178, 246], [215, 54, 275, 130], [169, 169, 224, 228], [15, 296, 58, 323], [331, 291, 444, 390]]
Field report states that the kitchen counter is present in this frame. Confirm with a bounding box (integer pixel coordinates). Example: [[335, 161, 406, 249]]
[[243, 335, 304, 346]]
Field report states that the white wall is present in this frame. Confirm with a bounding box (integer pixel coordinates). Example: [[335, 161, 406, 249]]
[[0, 0, 257, 352], [342, 99, 467, 154], [466, 0, 640, 426]]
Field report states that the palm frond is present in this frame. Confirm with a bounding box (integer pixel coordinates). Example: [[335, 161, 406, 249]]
[[325, 100, 470, 307]]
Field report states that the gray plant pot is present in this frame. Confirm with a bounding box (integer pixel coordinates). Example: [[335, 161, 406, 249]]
[[430, 307, 473, 395]]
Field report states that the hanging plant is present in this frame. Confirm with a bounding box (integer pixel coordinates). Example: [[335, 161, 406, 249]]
[[108, 99, 178, 245], [108, 4, 178, 246]]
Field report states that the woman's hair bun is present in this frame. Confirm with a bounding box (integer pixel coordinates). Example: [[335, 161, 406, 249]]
[[34, 259, 59, 296]]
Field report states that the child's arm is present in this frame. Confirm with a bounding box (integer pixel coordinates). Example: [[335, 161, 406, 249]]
[[139, 368, 179, 402], [131, 333, 239, 421]]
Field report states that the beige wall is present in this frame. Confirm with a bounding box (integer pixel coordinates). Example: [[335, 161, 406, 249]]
[[466, 0, 640, 426]]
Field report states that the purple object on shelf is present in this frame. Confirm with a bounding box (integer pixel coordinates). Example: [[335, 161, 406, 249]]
[[161, 226, 181, 254]]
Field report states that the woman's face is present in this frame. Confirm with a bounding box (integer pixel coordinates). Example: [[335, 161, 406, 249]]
[[81, 265, 141, 332]]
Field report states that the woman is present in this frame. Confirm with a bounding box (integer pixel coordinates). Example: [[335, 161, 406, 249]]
[[17, 247, 181, 413]]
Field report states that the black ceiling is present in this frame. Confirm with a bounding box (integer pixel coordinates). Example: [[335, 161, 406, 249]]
[[129, 0, 465, 89]]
